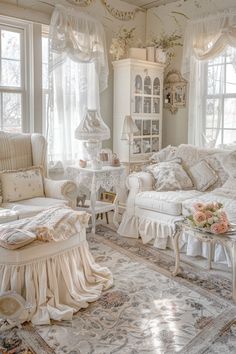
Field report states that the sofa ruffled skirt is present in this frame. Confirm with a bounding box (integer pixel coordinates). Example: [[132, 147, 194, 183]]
[[118, 211, 231, 266], [0, 230, 113, 325]]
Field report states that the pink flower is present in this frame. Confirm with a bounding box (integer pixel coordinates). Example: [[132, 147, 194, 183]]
[[220, 211, 229, 223], [211, 222, 229, 234], [193, 211, 207, 224], [206, 203, 215, 210], [218, 222, 229, 234], [205, 210, 213, 219], [210, 223, 221, 234], [193, 203, 205, 211]]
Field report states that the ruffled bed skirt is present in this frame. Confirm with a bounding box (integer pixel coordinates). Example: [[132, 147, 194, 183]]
[[0, 239, 113, 325], [118, 212, 231, 266]]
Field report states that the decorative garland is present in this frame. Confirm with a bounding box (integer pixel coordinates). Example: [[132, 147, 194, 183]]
[[66, 0, 141, 20], [67, 0, 95, 6], [102, 0, 140, 21]]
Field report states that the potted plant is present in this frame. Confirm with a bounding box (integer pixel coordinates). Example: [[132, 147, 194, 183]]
[[148, 32, 183, 64], [110, 27, 136, 61]]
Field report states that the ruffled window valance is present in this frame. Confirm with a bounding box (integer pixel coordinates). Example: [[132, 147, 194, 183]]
[[49, 4, 108, 92], [182, 10, 236, 78], [47, 4, 109, 168]]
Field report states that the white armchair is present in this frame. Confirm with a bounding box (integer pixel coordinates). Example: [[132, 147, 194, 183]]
[[0, 131, 77, 219]]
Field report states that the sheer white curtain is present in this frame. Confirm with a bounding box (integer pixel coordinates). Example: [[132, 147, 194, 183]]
[[182, 10, 236, 146], [47, 4, 108, 167]]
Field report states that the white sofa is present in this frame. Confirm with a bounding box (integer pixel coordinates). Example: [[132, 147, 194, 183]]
[[0, 131, 77, 222], [118, 144, 236, 265]]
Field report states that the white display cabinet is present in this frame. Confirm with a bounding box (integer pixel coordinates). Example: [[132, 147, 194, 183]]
[[113, 58, 165, 165]]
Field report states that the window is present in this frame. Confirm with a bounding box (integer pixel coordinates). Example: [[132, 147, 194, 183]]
[[0, 17, 32, 133], [204, 46, 236, 148]]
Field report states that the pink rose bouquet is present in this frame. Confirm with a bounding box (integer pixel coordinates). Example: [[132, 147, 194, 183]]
[[186, 202, 230, 234]]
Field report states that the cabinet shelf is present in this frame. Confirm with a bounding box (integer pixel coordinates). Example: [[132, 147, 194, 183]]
[[113, 58, 164, 165]]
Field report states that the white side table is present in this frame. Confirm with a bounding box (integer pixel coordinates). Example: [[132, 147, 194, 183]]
[[67, 165, 126, 233], [172, 221, 236, 302]]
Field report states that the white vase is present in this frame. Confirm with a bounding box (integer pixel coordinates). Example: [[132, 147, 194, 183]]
[[146, 47, 155, 62], [128, 48, 146, 60], [155, 48, 167, 64]]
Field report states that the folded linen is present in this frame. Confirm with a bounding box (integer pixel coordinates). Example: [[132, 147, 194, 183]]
[[0, 206, 90, 249]]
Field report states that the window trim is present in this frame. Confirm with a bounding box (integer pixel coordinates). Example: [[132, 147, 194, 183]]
[[0, 15, 34, 132]]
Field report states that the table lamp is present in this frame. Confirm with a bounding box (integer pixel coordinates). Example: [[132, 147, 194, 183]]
[[75, 109, 110, 169]]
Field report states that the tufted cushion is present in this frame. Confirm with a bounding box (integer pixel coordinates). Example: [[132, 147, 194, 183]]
[[135, 190, 203, 216], [0, 166, 44, 203]]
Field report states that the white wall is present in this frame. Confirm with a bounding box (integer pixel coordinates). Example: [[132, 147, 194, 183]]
[[0, 0, 146, 149], [146, 0, 236, 147]]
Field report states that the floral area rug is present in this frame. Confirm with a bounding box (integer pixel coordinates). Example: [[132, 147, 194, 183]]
[[0, 324, 54, 354], [34, 226, 236, 353], [96, 225, 234, 303]]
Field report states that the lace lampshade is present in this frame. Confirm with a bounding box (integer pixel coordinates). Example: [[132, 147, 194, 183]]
[[121, 115, 138, 174], [75, 109, 110, 169], [75, 109, 110, 141], [121, 115, 139, 141]]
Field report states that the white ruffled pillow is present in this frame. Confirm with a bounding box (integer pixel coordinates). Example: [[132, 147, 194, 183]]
[[0, 166, 44, 203], [146, 160, 193, 191]]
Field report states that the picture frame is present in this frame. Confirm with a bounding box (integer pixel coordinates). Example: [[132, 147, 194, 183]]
[[101, 191, 116, 204]]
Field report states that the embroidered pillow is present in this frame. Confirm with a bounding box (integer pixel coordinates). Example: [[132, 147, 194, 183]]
[[0, 226, 36, 250], [0, 166, 44, 203], [146, 161, 193, 191], [188, 160, 218, 191]]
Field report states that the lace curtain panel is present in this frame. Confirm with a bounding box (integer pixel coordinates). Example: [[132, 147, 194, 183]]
[[47, 4, 108, 167], [181, 10, 236, 147]]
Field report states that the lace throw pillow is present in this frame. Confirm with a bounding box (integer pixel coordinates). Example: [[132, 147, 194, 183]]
[[0, 226, 36, 250], [146, 161, 193, 191], [0, 166, 44, 203], [188, 160, 218, 191]]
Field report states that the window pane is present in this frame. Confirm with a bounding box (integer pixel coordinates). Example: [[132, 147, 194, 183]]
[[205, 128, 222, 147], [226, 63, 236, 93], [207, 64, 224, 95], [2, 93, 22, 132], [224, 98, 236, 128], [208, 54, 224, 66], [223, 130, 236, 146], [225, 46, 236, 64], [1, 29, 20, 60], [1, 59, 21, 87], [206, 99, 221, 128]]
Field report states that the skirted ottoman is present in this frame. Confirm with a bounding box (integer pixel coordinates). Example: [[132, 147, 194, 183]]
[[0, 207, 113, 325]]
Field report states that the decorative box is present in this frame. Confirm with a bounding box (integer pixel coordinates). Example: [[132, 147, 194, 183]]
[[128, 48, 146, 61]]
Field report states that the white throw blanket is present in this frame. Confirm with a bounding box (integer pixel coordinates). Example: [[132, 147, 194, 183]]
[[0, 206, 90, 249]]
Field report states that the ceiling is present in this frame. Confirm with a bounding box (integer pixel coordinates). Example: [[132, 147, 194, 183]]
[[123, 0, 179, 9]]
